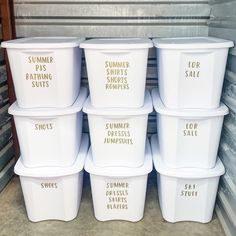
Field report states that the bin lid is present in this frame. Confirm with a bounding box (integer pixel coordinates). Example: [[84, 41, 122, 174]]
[[8, 87, 88, 117], [151, 134, 225, 179], [80, 38, 153, 49], [83, 90, 153, 116], [14, 134, 89, 177], [1, 37, 85, 49], [153, 37, 234, 49], [85, 139, 153, 177], [151, 88, 229, 117]]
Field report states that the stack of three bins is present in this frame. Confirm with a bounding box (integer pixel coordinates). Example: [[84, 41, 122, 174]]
[[80, 38, 154, 222], [2, 37, 89, 222], [151, 37, 234, 223]]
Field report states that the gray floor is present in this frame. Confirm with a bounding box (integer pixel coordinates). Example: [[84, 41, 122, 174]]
[[0, 172, 225, 236]]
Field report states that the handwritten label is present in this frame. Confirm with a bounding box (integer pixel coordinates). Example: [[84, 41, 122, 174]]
[[103, 122, 133, 145], [106, 182, 129, 210], [180, 184, 198, 197], [25, 56, 54, 88], [183, 123, 198, 136], [105, 61, 130, 90]]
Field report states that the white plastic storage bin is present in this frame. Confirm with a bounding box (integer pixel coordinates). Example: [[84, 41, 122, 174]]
[[1, 37, 84, 108], [14, 134, 89, 222], [80, 38, 153, 108], [152, 88, 228, 168], [153, 37, 233, 109], [9, 87, 87, 168], [83, 90, 153, 167], [85, 139, 152, 222], [151, 134, 225, 223]]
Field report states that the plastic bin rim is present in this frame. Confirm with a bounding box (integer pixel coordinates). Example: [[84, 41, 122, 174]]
[[152, 36, 234, 49], [151, 88, 229, 117], [85, 138, 153, 177], [1, 37, 85, 49], [151, 134, 225, 179], [14, 134, 89, 177]]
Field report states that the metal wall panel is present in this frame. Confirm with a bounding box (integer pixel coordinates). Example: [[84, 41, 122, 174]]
[[0, 1, 16, 191], [0, 55, 14, 191], [209, 1, 236, 235], [14, 0, 210, 38]]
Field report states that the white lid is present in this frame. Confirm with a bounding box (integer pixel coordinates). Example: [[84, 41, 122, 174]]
[[153, 37, 234, 49], [14, 134, 89, 178], [80, 38, 153, 49], [83, 90, 153, 116], [85, 139, 153, 177], [151, 88, 229, 117], [8, 87, 88, 117], [151, 134, 225, 178], [1, 37, 85, 49]]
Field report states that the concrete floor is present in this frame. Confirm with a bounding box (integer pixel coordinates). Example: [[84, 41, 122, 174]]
[[0, 172, 225, 236]]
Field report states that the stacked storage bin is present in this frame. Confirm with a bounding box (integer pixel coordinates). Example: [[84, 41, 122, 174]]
[[151, 37, 234, 223], [1, 37, 89, 222], [80, 38, 153, 221]]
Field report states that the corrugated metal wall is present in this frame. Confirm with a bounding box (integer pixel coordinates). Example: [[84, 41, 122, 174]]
[[0, 41, 15, 192], [10, 1, 236, 234], [209, 1, 236, 235], [14, 0, 210, 38]]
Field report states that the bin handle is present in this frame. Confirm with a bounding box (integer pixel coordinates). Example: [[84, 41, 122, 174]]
[[22, 50, 54, 54], [179, 117, 209, 120], [29, 116, 57, 120], [103, 116, 130, 119], [101, 50, 131, 55]]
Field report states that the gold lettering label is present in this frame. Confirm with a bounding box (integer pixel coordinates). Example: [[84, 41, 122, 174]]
[[104, 122, 133, 145], [105, 60, 130, 90], [41, 182, 58, 189], [25, 55, 54, 88], [183, 123, 198, 136], [106, 181, 129, 210], [180, 184, 198, 197], [35, 123, 53, 131], [185, 61, 200, 79]]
